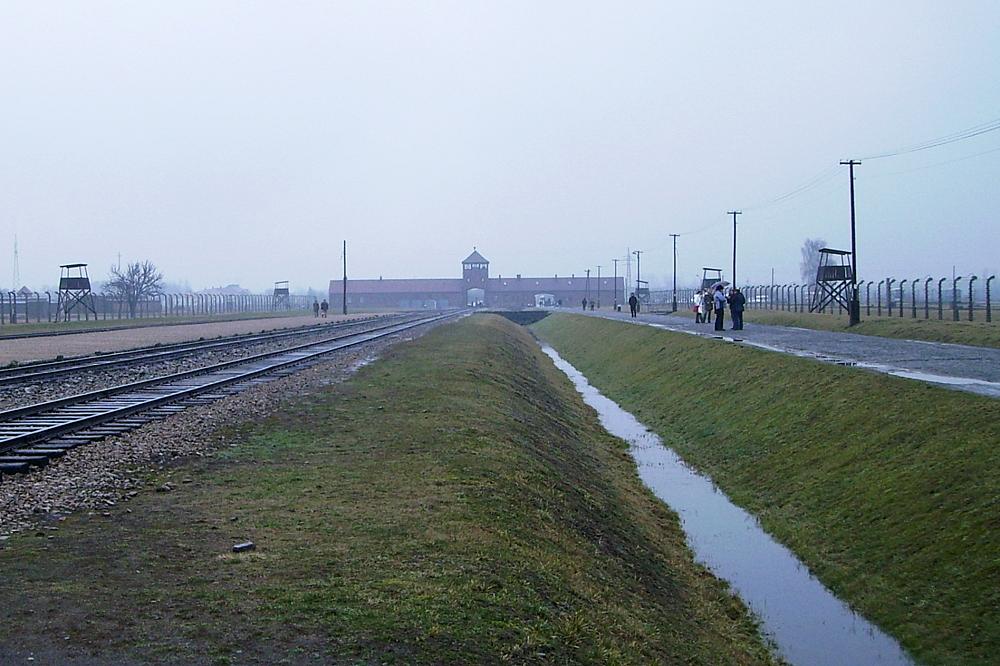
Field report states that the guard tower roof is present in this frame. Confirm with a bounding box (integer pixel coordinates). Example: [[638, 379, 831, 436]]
[[60, 263, 88, 268], [818, 248, 851, 255], [462, 250, 489, 264]]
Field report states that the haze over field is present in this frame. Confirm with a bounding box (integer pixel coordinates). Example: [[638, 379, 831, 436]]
[[2, 1, 998, 292]]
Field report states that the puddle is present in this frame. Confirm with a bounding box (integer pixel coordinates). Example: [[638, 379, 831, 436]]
[[541, 344, 914, 666]]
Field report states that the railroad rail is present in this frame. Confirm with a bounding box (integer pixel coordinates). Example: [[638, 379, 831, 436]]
[[0, 310, 462, 476], [0, 314, 393, 385]]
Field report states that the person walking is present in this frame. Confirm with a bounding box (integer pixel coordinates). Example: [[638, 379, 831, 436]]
[[713, 285, 726, 331], [320, 299, 329, 318], [581, 297, 588, 311], [703, 290, 712, 325], [693, 295, 703, 323], [312, 300, 320, 318], [628, 293, 638, 318], [729, 287, 746, 330]]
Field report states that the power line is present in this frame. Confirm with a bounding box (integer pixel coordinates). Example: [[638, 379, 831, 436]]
[[859, 115, 1000, 160], [742, 164, 841, 212], [866, 142, 1000, 179]]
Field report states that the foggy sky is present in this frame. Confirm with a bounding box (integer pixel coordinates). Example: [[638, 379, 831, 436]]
[[2, 1, 998, 293]]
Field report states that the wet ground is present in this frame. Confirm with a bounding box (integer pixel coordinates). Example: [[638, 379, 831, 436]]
[[543, 344, 914, 666], [576, 308, 1000, 398]]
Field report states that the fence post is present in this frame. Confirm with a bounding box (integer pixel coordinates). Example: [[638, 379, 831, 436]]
[[865, 281, 871, 316], [876, 280, 883, 316], [987, 276, 995, 323], [886, 279, 894, 317], [952, 276, 962, 321], [9, 291, 17, 324], [968, 276, 978, 321], [910, 280, 918, 318], [923, 278, 931, 319], [899, 280, 908, 318]]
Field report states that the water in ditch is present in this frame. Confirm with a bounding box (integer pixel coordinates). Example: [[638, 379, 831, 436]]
[[541, 345, 914, 666]]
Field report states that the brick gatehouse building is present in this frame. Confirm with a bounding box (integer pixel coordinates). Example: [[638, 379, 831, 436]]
[[329, 250, 625, 310]]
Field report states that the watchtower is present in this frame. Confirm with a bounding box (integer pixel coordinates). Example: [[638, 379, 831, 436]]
[[273, 281, 290, 310], [701, 267, 724, 290], [462, 249, 489, 287], [809, 248, 854, 313], [57, 263, 97, 321]]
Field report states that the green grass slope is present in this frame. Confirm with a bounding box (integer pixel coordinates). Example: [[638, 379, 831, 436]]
[[0, 314, 774, 664], [533, 313, 1000, 665]]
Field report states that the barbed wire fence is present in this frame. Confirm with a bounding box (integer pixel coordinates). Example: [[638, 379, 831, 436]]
[[0, 292, 312, 326], [646, 274, 996, 323]]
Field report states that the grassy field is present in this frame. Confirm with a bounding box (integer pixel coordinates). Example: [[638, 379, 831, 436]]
[[533, 313, 1000, 666], [663, 306, 1000, 349], [0, 310, 310, 337], [0, 315, 774, 664]]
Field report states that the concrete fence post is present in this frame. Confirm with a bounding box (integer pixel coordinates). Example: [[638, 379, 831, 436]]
[[968, 276, 978, 321]]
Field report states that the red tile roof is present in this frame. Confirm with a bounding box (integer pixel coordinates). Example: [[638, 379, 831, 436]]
[[334, 278, 463, 295]]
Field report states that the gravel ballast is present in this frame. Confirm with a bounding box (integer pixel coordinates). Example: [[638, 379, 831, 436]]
[[0, 314, 365, 365], [0, 322, 442, 539], [0, 317, 399, 411]]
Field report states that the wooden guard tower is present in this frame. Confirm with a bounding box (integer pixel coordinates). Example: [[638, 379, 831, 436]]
[[273, 281, 290, 310], [701, 267, 724, 290], [57, 263, 97, 321], [809, 248, 854, 313]]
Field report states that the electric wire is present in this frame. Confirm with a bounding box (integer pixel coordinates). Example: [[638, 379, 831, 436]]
[[858, 115, 1000, 160]]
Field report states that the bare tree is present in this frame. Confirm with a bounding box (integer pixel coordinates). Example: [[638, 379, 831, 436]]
[[799, 238, 827, 284], [106, 260, 164, 318]]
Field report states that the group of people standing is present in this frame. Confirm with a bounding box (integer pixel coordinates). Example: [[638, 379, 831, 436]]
[[694, 285, 745, 331]]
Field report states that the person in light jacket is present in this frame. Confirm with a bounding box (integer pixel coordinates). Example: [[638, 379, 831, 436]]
[[713, 285, 726, 331]]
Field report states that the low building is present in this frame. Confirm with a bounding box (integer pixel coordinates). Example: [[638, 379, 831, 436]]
[[329, 250, 625, 310]]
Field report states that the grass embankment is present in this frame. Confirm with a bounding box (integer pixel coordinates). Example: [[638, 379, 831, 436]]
[[0, 310, 311, 337], [533, 313, 1000, 665], [0, 315, 774, 664], [667, 306, 1000, 349]]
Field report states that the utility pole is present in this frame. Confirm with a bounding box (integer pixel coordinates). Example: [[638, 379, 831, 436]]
[[585, 268, 591, 303], [840, 160, 861, 325], [728, 211, 741, 287], [669, 234, 679, 312], [626, 247, 632, 299], [633, 249, 643, 303], [612, 258, 620, 309], [597, 265, 602, 308], [342, 240, 347, 315]]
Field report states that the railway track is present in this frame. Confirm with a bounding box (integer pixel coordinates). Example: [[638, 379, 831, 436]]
[[0, 314, 390, 385], [0, 310, 462, 477]]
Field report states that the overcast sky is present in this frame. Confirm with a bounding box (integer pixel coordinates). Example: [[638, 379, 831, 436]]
[[2, 1, 998, 292]]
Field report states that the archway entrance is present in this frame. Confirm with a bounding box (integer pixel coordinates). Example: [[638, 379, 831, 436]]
[[534, 293, 556, 307], [466, 288, 485, 307]]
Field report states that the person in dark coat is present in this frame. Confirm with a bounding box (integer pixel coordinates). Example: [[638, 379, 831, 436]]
[[581, 298, 588, 311], [628, 293, 638, 318], [312, 300, 320, 317], [320, 300, 329, 318], [712, 285, 726, 331], [728, 288, 746, 330]]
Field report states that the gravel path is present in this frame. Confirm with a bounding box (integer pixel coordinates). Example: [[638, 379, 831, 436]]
[[0, 319, 444, 539], [581, 309, 1000, 398], [0, 318, 394, 411], [0, 314, 363, 365]]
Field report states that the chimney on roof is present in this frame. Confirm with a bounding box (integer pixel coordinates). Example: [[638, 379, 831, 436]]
[[516, 274, 521, 279]]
